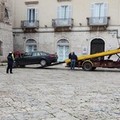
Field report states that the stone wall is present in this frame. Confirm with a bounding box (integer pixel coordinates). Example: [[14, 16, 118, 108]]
[[13, 27, 120, 56], [0, 0, 13, 62], [0, 22, 13, 61]]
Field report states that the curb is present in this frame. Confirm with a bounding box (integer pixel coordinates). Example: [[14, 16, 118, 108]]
[[0, 63, 7, 66]]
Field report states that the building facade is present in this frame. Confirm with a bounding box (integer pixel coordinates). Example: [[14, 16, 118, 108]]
[[0, 0, 13, 61], [13, 0, 120, 61]]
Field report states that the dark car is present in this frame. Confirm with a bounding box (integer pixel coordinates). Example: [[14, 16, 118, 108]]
[[14, 51, 58, 67]]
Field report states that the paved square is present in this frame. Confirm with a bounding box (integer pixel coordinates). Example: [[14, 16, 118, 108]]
[[0, 65, 120, 120]]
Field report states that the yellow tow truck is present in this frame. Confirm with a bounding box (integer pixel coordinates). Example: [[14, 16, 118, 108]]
[[65, 48, 120, 71]]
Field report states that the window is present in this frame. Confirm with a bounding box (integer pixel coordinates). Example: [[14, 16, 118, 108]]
[[57, 5, 72, 19], [26, 39, 37, 52], [27, 7, 38, 22], [32, 52, 40, 56], [91, 3, 108, 24], [91, 3, 108, 17]]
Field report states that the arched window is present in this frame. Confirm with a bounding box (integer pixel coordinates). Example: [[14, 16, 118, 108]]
[[26, 39, 37, 52], [0, 41, 3, 56], [57, 39, 69, 46]]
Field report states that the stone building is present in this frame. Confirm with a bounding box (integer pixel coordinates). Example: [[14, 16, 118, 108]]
[[13, 0, 120, 61], [0, 0, 13, 61]]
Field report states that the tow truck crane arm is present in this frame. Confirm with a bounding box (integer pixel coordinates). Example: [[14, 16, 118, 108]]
[[65, 48, 120, 64]]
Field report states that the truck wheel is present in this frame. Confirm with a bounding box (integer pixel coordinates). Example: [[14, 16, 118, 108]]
[[40, 59, 47, 67], [82, 61, 93, 71]]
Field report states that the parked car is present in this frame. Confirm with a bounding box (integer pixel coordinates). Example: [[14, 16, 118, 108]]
[[14, 51, 58, 67]]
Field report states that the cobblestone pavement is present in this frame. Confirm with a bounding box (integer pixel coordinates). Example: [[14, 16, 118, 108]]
[[0, 65, 120, 120]]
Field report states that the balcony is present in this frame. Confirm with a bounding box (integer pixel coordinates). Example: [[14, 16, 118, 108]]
[[52, 18, 73, 31], [87, 17, 110, 30], [21, 20, 39, 32]]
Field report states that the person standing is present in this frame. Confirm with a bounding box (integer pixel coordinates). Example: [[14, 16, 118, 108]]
[[69, 52, 77, 70], [6, 52, 14, 74]]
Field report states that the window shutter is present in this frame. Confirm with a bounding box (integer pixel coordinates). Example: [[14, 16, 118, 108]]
[[91, 3, 95, 17], [35, 8, 38, 20], [57, 6, 62, 18], [104, 3, 108, 17], [57, 6, 59, 18], [27, 8, 29, 20], [61, 6, 64, 18], [68, 5, 72, 18]]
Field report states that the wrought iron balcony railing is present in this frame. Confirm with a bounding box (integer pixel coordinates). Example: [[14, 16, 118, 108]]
[[52, 18, 73, 28], [87, 17, 110, 26], [21, 20, 39, 29]]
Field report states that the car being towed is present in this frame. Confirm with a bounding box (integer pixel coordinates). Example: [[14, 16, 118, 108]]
[[14, 51, 58, 67]]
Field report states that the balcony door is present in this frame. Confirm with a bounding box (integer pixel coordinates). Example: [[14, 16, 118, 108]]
[[27, 8, 38, 24], [57, 5, 72, 26], [91, 3, 108, 24], [57, 39, 69, 62]]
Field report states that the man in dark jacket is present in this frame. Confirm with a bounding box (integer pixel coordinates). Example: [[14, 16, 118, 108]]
[[69, 52, 77, 70], [6, 52, 14, 74]]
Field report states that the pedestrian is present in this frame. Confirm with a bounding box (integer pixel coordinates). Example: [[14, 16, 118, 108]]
[[69, 52, 77, 70], [6, 52, 14, 74]]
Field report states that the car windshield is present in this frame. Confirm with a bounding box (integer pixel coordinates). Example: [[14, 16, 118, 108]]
[[40, 51, 49, 56]]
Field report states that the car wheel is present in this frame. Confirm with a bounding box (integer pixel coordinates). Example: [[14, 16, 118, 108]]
[[40, 59, 47, 67]]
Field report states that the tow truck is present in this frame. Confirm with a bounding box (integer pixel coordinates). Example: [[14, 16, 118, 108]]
[[65, 48, 120, 71], [14, 48, 120, 71]]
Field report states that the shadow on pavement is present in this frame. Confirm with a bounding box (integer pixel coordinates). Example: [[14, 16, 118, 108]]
[[14, 65, 120, 72]]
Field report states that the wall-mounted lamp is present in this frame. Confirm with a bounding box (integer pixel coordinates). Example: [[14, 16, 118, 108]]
[[23, 36, 26, 39], [45, 25, 47, 28], [13, 33, 15, 37], [79, 23, 82, 26]]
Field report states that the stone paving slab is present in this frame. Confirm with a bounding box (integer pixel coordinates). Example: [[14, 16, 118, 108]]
[[0, 65, 120, 120]]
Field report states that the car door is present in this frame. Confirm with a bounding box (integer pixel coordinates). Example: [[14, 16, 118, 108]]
[[30, 52, 41, 64], [22, 52, 33, 65], [16, 53, 29, 65]]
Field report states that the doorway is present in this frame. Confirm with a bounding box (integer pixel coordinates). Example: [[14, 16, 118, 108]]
[[57, 39, 69, 62], [90, 38, 105, 59]]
